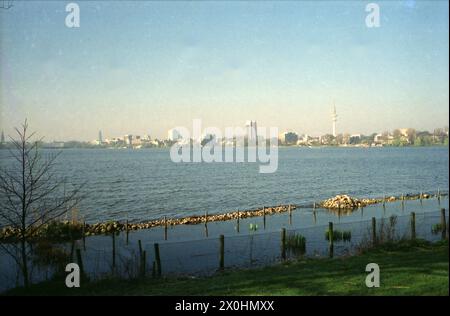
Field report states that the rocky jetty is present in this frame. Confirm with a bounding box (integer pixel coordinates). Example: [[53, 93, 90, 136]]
[[84, 204, 295, 236], [1, 204, 296, 240], [0, 192, 443, 241]]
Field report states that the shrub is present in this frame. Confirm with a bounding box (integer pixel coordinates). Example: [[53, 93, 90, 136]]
[[325, 229, 352, 242], [432, 223, 444, 235], [286, 233, 306, 256]]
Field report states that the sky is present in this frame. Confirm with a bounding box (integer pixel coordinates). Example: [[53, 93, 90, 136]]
[[0, 0, 449, 141]]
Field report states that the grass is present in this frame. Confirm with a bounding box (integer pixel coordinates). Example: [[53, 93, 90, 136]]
[[325, 229, 352, 242], [4, 239, 448, 296], [285, 233, 306, 256]]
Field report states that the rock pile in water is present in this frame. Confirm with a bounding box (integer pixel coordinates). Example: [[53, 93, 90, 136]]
[[320, 195, 379, 209]]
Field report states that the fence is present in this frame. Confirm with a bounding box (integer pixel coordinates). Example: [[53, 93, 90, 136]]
[[71, 208, 449, 279], [0, 208, 448, 292]]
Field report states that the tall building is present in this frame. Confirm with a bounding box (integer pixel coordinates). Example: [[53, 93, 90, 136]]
[[98, 130, 103, 144], [245, 120, 258, 144], [332, 104, 338, 137], [1, 130, 4, 144], [124, 134, 133, 145]]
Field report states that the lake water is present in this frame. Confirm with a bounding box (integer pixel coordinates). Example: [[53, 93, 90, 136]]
[[0, 146, 448, 223], [0, 146, 449, 292]]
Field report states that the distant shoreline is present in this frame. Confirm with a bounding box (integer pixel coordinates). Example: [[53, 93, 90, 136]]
[[0, 144, 448, 150]]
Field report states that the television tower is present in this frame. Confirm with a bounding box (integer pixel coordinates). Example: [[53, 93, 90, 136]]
[[332, 103, 337, 137]]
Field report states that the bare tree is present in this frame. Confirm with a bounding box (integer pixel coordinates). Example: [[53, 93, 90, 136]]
[[0, 120, 82, 287]]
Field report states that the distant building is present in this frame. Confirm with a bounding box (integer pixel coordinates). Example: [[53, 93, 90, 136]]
[[332, 104, 338, 137], [245, 120, 258, 144], [98, 130, 103, 144], [124, 134, 133, 145], [43, 142, 65, 149], [201, 133, 216, 146], [168, 129, 183, 142], [132, 135, 142, 146], [279, 131, 299, 145], [349, 134, 361, 145], [374, 133, 383, 143], [398, 128, 410, 137]]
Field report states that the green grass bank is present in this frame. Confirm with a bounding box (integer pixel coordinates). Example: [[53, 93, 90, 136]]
[[5, 239, 448, 296]]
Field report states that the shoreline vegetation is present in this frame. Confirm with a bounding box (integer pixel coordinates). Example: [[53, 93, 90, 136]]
[[4, 239, 448, 296], [0, 192, 446, 242]]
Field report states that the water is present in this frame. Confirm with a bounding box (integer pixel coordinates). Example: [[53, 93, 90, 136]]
[[0, 144, 448, 292], [1, 203, 447, 292], [0, 146, 448, 223]]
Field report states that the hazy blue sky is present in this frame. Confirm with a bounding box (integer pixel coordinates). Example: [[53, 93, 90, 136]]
[[1, 0, 448, 141]]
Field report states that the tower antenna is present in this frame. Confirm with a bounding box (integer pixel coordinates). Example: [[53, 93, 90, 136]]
[[332, 101, 338, 137]]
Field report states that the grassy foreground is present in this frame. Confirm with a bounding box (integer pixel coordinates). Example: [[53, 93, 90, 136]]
[[5, 239, 449, 296]]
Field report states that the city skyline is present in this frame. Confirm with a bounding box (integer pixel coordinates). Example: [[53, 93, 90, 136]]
[[1, 1, 449, 141], [1, 119, 448, 144], [43, 122, 450, 144]]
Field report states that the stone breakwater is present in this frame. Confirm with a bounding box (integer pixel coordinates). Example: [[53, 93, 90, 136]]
[[83, 204, 295, 236], [0, 192, 445, 241], [0, 204, 298, 240]]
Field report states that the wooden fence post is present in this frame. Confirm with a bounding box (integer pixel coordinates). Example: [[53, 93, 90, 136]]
[[411, 212, 416, 240], [70, 239, 75, 261], [125, 220, 129, 245], [204, 211, 209, 237], [76, 248, 84, 276], [441, 208, 447, 240], [372, 217, 377, 246], [82, 220, 86, 251], [281, 228, 286, 260], [141, 250, 146, 277], [263, 207, 266, 230], [138, 240, 143, 258], [328, 222, 334, 258], [112, 232, 116, 271], [236, 211, 240, 233], [154, 243, 161, 276], [288, 205, 292, 226], [219, 235, 225, 270], [164, 216, 168, 241], [152, 261, 156, 278]]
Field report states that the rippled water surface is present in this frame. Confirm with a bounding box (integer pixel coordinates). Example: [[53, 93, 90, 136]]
[[0, 146, 448, 222]]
